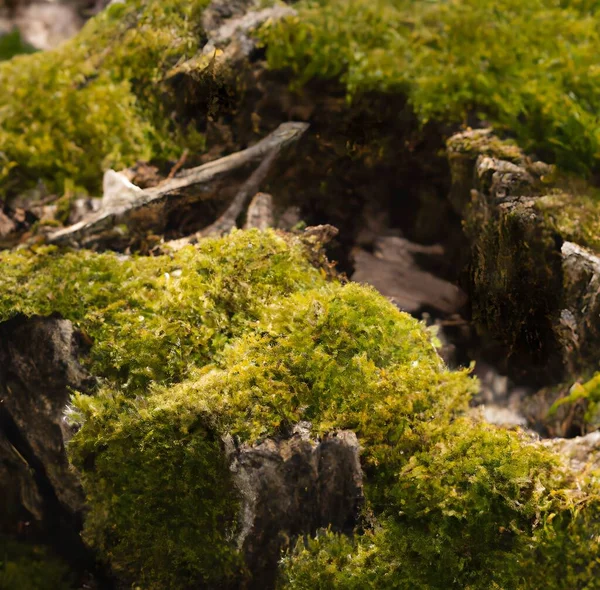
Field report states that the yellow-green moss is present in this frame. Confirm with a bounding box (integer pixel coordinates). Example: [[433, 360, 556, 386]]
[[3, 230, 599, 588], [536, 190, 600, 254], [0, 230, 326, 395], [0, 0, 208, 198], [261, 0, 600, 174], [278, 419, 600, 590], [67, 279, 475, 588]]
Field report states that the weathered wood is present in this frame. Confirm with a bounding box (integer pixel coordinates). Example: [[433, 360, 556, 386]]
[[48, 122, 309, 246]]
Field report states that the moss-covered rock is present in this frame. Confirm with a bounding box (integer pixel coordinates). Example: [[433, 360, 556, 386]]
[[2, 230, 600, 587], [65, 275, 474, 587], [0, 229, 325, 394], [278, 421, 600, 589], [3, 0, 600, 207]]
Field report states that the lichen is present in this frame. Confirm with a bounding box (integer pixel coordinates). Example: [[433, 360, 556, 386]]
[[260, 0, 600, 174], [0, 0, 209, 198]]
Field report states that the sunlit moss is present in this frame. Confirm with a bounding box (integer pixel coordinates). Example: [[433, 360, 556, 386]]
[[0, 230, 325, 395], [261, 0, 600, 174], [67, 280, 475, 588], [2, 230, 599, 588], [278, 419, 600, 590], [0, 0, 208, 198]]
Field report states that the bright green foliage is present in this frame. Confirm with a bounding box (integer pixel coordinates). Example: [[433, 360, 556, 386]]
[[261, 0, 600, 173], [0, 230, 325, 395], [0, 0, 208, 197], [0, 539, 74, 590], [279, 419, 600, 590]]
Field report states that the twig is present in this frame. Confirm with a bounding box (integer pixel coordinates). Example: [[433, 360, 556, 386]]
[[166, 149, 189, 180]]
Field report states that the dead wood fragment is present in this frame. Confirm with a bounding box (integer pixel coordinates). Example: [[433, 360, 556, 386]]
[[244, 192, 273, 230], [47, 122, 309, 247]]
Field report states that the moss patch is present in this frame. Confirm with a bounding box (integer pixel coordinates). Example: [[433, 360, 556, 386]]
[[261, 0, 600, 174], [0, 539, 74, 590], [536, 190, 600, 254], [66, 279, 474, 588], [0, 0, 209, 198], [278, 420, 600, 589], [0, 230, 325, 395]]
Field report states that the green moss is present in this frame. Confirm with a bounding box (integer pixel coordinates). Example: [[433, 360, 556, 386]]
[[0, 31, 37, 62], [0, 539, 74, 590], [550, 372, 600, 430], [3, 230, 599, 588], [66, 278, 474, 588], [278, 419, 600, 590], [536, 190, 600, 253], [0, 0, 209, 198], [0, 230, 325, 395], [261, 0, 600, 174]]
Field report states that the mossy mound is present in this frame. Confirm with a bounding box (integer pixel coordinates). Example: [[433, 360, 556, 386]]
[[2, 230, 599, 588], [279, 421, 600, 589], [0, 0, 208, 198], [262, 0, 600, 174], [0, 230, 324, 395], [65, 273, 474, 587]]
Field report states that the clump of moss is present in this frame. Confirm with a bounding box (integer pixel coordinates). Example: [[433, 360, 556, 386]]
[[279, 419, 600, 589], [67, 279, 474, 588], [0, 539, 74, 590], [536, 191, 600, 254], [3, 230, 599, 588], [0, 230, 325, 395], [0, 0, 208, 198], [261, 0, 600, 174]]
